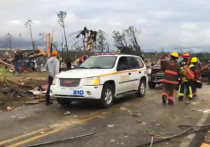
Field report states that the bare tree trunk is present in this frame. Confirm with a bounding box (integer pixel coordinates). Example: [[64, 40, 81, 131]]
[[102, 43, 104, 52], [29, 28, 35, 49], [83, 37, 86, 51], [9, 38, 12, 50], [63, 23, 69, 56], [62, 36, 64, 62]]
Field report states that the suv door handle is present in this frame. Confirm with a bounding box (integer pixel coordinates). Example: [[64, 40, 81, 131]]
[[128, 73, 131, 75]]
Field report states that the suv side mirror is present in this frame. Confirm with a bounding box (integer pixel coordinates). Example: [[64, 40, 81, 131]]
[[117, 65, 128, 71]]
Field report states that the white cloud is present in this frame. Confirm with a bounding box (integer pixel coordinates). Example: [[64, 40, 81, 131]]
[[9, 20, 22, 25], [32, 20, 41, 24], [1, 0, 210, 51]]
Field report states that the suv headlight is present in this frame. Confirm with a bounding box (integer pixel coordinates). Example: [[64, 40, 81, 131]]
[[85, 77, 100, 86], [52, 77, 59, 85], [147, 69, 151, 74]]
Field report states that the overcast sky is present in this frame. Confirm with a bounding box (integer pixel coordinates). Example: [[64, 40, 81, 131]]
[[0, 0, 210, 52]]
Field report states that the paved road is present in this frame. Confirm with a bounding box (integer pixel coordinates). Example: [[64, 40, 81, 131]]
[[1, 85, 210, 147]]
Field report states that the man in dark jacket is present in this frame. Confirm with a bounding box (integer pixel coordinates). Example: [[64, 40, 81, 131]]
[[162, 52, 182, 105], [65, 56, 71, 69], [13, 51, 22, 75]]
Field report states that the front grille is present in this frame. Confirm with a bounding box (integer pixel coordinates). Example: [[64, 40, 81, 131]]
[[152, 69, 161, 74], [59, 78, 81, 87]]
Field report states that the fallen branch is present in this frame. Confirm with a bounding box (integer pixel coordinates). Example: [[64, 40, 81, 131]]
[[149, 133, 166, 138], [149, 137, 153, 147], [23, 133, 95, 147], [179, 123, 210, 128], [134, 126, 210, 147]]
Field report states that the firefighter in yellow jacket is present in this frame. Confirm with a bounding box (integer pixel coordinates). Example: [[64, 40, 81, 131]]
[[189, 57, 200, 98], [178, 53, 193, 101], [161, 52, 182, 105]]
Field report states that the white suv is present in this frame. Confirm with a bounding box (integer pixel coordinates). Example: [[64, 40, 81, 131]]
[[50, 54, 147, 109]]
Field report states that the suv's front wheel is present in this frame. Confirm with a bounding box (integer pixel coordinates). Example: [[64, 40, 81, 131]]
[[56, 98, 72, 106], [100, 84, 114, 109]]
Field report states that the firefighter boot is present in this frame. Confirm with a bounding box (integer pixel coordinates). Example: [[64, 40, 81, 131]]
[[188, 97, 194, 100], [162, 95, 167, 104], [179, 96, 183, 101], [168, 99, 174, 105]]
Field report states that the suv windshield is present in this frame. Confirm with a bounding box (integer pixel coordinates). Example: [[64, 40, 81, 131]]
[[79, 56, 117, 69]]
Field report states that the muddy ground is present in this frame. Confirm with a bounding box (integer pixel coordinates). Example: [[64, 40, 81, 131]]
[[0, 83, 210, 147]]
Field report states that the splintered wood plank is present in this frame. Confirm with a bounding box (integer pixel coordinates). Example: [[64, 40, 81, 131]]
[[201, 143, 210, 147]]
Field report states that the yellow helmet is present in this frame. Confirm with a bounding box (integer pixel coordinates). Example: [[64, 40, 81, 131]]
[[191, 57, 198, 63], [170, 52, 179, 58]]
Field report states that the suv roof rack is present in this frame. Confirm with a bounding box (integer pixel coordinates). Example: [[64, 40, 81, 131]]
[[94, 52, 120, 55]]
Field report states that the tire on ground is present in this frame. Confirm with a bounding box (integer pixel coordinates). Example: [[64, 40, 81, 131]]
[[56, 98, 72, 105], [148, 81, 156, 89], [136, 79, 146, 97], [100, 84, 114, 109]]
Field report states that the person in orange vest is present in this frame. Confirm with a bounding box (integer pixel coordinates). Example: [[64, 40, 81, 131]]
[[162, 52, 182, 105], [81, 56, 84, 62]]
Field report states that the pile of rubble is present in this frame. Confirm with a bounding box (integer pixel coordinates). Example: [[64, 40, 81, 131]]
[[0, 49, 47, 73], [0, 72, 50, 110]]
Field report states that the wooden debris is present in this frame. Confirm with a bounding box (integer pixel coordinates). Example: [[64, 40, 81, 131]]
[[26, 100, 40, 105]]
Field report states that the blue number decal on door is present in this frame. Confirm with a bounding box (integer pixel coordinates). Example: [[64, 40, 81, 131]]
[[73, 90, 84, 95]]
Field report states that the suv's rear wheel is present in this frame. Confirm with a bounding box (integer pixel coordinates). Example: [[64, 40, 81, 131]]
[[100, 84, 114, 109], [56, 98, 72, 105], [136, 79, 146, 97], [148, 81, 156, 89]]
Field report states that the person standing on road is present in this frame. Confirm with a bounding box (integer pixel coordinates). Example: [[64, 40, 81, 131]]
[[45, 51, 60, 105], [194, 58, 201, 96], [65, 56, 71, 69], [188, 57, 200, 98], [178, 53, 193, 101], [160, 54, 166, 71], [207, 60, 210, 85], [161, 52, 182, 105], [13, 50, 22, 76]]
